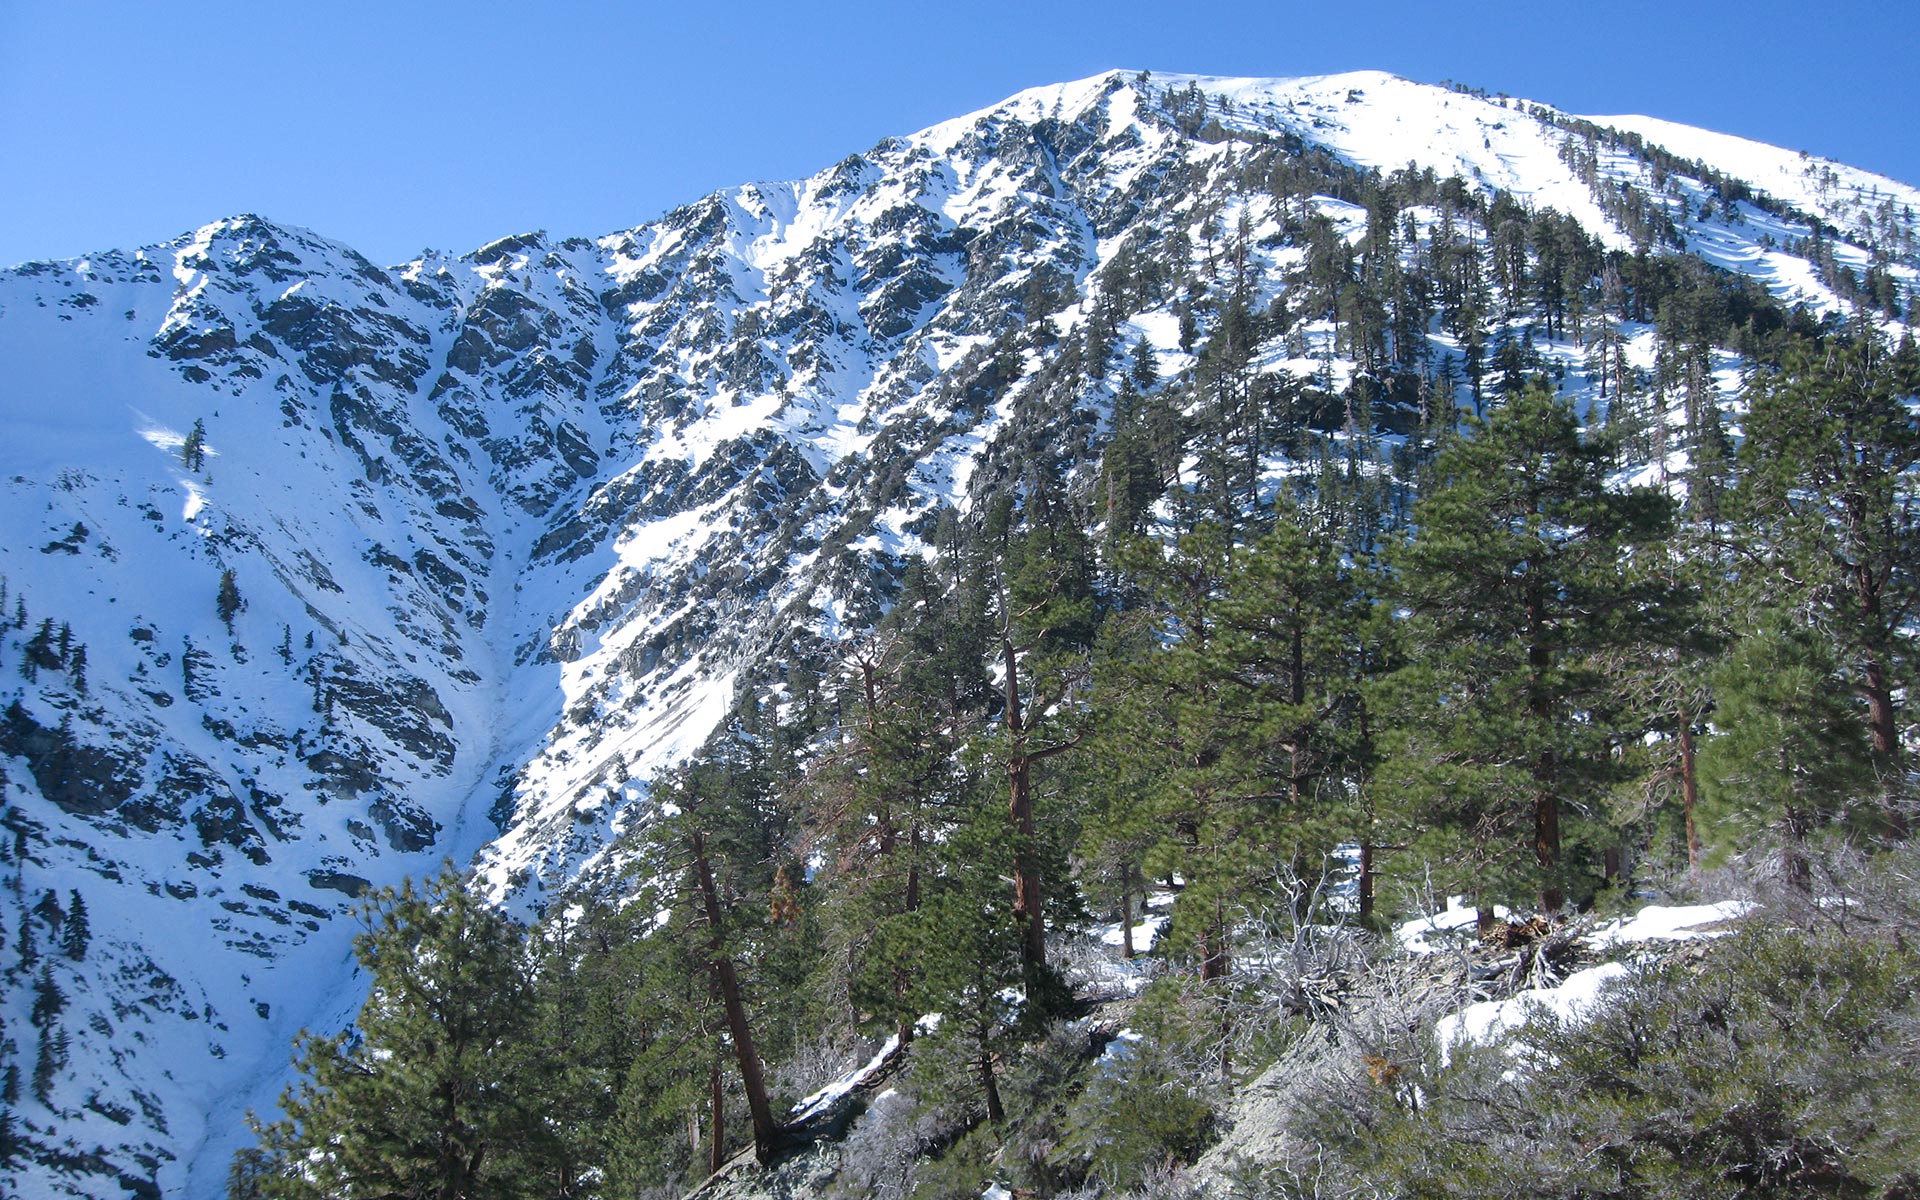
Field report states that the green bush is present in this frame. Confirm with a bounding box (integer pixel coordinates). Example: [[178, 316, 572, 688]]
[[1060, 983, 1225, 1193], [1273, 919, 1920, 1199]]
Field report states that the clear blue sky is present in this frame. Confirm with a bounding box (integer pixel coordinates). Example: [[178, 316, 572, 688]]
[[4, 0, 1915, 268]]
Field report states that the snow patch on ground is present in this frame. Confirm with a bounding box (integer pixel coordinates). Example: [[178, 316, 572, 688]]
[[1395, 897, 1511, 955], [1587, 900, 1754, 948], [1435, 961, 1629, 1064], [1434, 900, 1756, 1063]]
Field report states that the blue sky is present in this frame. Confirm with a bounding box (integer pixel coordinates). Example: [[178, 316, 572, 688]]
[[3, 0, 1915, 268]]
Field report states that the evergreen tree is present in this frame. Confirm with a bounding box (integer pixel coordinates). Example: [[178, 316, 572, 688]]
[[182, 418, 208, 472], [1731, 334, 1918, 804], [636, 755, 798, 1171], [19, 619, 56, 681], [808, 629, 953, 1043], [1699, 614, 1876, 888], [1378, 387, 1681, 913], [1075, 609, 1170, 959], [29, 966, 64, 1030], [243, 867, 549, 1200], [32, 1025, 63, 1106], [1111, 509, 1379, 976], [982, 498, 1097, 991], [217, 569, 245, 633], [58, 891, 87, 961], [907, 785, 1032, 1126], [589, 878, 727, 1192]]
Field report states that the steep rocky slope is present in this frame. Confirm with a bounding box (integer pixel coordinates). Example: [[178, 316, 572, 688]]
[[0, 69, 1913, 1198]]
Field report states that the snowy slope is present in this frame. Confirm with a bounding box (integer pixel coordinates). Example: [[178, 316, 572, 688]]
[[0, 69, 1913, 1199]]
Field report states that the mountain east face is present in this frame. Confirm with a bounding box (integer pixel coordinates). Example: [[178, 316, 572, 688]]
[[0, 69, 1914, 1198]]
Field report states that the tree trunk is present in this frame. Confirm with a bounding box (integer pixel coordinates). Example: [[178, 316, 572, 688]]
[[979, 1044, 1005, 1124], [1853, 566, 1906, 835], [1006, 751, 1047, 975], [1535, 788, 1564, 914], [897, 820, 923, 1045], [1358, 839, 1375, 922], [1678, 721, 1702, 870], [1288, 620, 1309, 808], [1119, 871, 1135, 960], [1526, 583, 1563, 913], [1197, 895, 1230, 982], [1001, 627, 1047, 977], [708, 1062, 725, 1176], [1862, 653, 1908, 834], [1783, 803, 1813, 893], [690, 829, 781, 1167]]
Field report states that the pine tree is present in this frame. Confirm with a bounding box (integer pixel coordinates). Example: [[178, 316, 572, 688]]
[[1112, 510, 1379, 976], [32, 1025, 63, 1106], [1731, 334, 1918, 806], [182, 418, 207, 472], [1075, 609, 1170, 960], [1378, 387, 1682, 913], [19, 619, 56, 681], [907, 788, 1032, 1126], [808, 628, 953, 1043], [630, 756, 800, 1172], [217, 569, 244, 633], [589, 879, 726, 1192], [1699, 614, 1876, 888], [59, 891, 88, 961], [243, 867, 549, 1199], [982, 498, 1097, 991], [28, 966, 63, 1030], [0, 1107, 19, 1168]]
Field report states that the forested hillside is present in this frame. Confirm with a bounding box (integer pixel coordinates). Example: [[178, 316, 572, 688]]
[[0, 70, 1914, 1199]]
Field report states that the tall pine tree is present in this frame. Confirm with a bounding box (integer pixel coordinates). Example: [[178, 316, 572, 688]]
[[1731, 333, 1918, 812], [1379, 387, 1681, 913], [243, 867, 549, 1200]]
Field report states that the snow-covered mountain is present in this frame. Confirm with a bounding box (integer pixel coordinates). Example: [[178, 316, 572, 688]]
[[0, 69, 1913, 1198]]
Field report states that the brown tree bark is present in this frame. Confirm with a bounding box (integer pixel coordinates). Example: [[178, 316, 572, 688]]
[[1358, 839, 1375, 922], [979, 1046, 1005, 1124], [690, 829, 781, 1167], [708, 1062, 725, 1176], [1000, 625, 1058, 979], [1527, 580, 1564, 914], [1678, 721, 1703, 870]]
